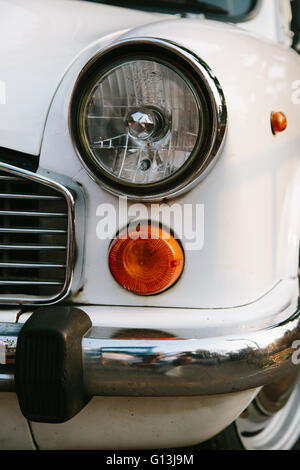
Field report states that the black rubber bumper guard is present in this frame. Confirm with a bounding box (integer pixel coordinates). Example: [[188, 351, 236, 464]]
[[15, 307, 92, 423]]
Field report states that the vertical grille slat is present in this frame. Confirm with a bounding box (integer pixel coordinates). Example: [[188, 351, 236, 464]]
[[0, 168, 72, 303]]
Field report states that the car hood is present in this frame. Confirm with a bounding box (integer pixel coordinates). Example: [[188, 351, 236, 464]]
[[0, 0, 164, 155]]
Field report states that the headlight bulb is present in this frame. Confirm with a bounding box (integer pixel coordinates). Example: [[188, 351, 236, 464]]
[[126, 106, 167, 141]]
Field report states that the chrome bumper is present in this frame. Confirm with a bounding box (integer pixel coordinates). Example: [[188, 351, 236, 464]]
[[1, 304, 300, 397]]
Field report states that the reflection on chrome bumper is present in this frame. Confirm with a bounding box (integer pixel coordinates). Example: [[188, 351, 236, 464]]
[[0, 303, 300, 396]]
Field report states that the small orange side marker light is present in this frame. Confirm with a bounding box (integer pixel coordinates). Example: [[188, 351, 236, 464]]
[[271, 111, 287, 135], [109, 223, 184, 295]]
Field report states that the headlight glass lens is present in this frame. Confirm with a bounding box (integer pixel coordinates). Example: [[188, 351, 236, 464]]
[[80, 60, 202, 185]]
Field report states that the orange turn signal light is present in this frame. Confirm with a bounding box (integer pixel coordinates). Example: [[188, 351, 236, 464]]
[[271, 111, 287, 135], [109, 223, 184, 295]]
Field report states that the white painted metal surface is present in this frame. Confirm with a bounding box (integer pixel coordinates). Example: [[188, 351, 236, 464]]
[[238, 0, 292, 45], [0, 0, 163, 155], [30, 390, 258, 450], [39, 11, 300, 308], [0, 393, 35, 450], [18, 278, 299, 337]]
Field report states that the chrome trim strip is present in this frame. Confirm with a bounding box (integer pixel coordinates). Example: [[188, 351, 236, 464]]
[[0, 228, 67, 234], [69, 37, 227, 202], [1, 304, 299, 395], [0, 245, 67, 250], [0, 194, 63, 200], [0, 162, 85, 306], [0, 281, 63, 286], [0, 176, 21, 181], [0, 262, 66, 268], [0, 210, 67, 217]]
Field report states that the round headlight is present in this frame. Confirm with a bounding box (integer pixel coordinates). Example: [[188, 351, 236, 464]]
[[70, 39, 227, 200]]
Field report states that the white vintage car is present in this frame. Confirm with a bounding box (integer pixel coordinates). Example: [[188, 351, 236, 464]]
[[0, 0, 299, 451]]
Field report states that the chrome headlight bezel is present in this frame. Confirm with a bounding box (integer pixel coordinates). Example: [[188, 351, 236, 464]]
[[69, 38, 227, 201]]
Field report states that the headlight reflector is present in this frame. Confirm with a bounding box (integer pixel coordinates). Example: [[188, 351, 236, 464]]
[[81, 60, 201, 186]]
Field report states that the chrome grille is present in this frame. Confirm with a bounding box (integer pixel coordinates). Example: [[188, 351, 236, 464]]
[[0, 166, 74, 304]]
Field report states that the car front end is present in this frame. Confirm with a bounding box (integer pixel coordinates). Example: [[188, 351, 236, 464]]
[[0, 0, 300, 450]]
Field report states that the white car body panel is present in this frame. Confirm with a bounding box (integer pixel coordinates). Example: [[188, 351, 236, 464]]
[[0, 0, 292, 157], [0, 0, 299, 450], [30, 391, 258, 450], [0, 0, 163, 155], [0, 393, 35, 450], [239, 0, 292, 45], [39, 15, 300, 308]]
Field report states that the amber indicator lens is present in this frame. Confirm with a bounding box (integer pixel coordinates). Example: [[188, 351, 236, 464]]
[[271, 111, 287, 134], [109, 223, 184, 295]]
